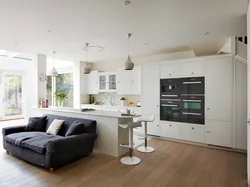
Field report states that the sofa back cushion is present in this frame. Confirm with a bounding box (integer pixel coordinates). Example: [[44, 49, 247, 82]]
[[25, 116, 47, 132], [65, 121, 85, 136], [44, 114, 96, 136]]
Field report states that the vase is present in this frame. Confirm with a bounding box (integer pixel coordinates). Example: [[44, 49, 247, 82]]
[[57, 100, 64, 107]]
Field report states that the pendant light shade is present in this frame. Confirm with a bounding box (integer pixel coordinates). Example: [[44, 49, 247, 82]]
[[82, 43, 91, 74], [50, 51, 58, 77], [124, 33, 134, 70]]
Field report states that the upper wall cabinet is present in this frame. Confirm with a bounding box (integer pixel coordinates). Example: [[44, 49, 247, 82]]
[[181, 61, 204, 77], [117, 68, 141, 95], [85, 71, 98, 94], [98, 72, 117, 92], [160, 63, 181, 78]]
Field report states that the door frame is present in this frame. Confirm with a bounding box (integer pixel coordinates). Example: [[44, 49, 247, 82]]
[[1, 70, 25, 120]]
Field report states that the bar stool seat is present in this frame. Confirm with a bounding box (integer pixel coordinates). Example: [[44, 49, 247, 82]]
[[119, 121, 142, 165], [137, 115, 155, 153]]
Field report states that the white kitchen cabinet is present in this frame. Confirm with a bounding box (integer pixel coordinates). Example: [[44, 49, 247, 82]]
[[235, 59, 247, 150], [181, 124, 205, 143], [142, 65, 160, 136], [204, 57, 233, 122], [159, 121, 181, 139], [181, 61, 204, 76], [85, 71, 98, 94], [98, 72, 117, 92], [205, 120, 232, 147], [117, 68, 141, 95], [160, 63, 181, 78]]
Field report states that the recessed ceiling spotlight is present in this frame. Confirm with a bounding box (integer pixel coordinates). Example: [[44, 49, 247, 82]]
[[123, 0, 131, 6], [14, 41, 19, 45], [204, 32, 210, 36], [145, 43, 149, 46], [47, 30, 52, 33]]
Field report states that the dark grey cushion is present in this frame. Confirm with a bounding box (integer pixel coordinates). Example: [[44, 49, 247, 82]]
[[25, 116, 47, 132], [4, 132, 46, 147], [21, 134, 63, 154], [4, 131, 63, 154], [65, 121, 85, 136]]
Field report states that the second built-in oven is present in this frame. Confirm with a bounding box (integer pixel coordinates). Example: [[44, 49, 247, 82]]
[[181, 95, 204, 124]]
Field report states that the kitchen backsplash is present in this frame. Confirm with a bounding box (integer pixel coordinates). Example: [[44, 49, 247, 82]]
[[81, 93, 140, 107]]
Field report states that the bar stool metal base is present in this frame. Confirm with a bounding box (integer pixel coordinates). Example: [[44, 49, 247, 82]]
[[137, 146, 155, 153], [120, 156, 141, 165]]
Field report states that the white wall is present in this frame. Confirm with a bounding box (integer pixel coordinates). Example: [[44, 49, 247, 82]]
[[92, 50, 195, 71], [247, 1, 250, 185]]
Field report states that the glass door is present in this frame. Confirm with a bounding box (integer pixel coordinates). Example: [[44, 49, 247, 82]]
[[1, 72, 24, 120], [108, 74, 116, 90]]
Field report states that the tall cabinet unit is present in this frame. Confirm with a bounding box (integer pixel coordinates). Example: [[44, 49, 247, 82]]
[[141, 65, 160, 136], [204, 56, 233, 147]]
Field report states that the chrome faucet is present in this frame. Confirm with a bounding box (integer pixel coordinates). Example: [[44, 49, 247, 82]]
[[106, 94, 113, 105]]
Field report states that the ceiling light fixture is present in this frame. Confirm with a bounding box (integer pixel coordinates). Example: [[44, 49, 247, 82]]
[[123, 0, 131, 6], [124, 33, 134, 70], [204, 32, 210, 36], [82, 43, 91, 74], [50, 51, 58, 77]]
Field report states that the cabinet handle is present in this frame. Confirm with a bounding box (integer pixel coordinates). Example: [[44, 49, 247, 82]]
[[169, 124, 172, 127], [207, 131, 210, 133], [169, 74, 171, 76], [192, 72, 194, 74], [207, 108, 210, 110], [192, 127, 194, 130], [157, 105, 159, 107]]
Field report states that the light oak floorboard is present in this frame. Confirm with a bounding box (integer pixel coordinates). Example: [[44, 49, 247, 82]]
[[0, 122, 247, 187]]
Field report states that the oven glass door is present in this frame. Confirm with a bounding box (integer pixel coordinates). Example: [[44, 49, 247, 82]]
[[160, 100, 182, 122], [182, 77, 204, 95], [181, 99, 204, 124]]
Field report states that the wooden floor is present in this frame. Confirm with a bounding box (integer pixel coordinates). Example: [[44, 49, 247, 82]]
[[0, 121, 247, 187]]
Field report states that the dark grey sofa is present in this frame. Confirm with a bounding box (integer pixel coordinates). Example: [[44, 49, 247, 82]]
[[2, 114, 97, 171]]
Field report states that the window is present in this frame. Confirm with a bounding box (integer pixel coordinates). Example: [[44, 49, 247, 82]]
[[46, 73, 73, 108]]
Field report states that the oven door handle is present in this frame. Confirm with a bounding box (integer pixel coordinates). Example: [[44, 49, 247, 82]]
[[183, 81, 202, 84], [183, 100, 202, 102], [161, 99, 181, 101], [161, 104, 178, 107], [161, 95, 178, 97], [183, 112, 202, 116]]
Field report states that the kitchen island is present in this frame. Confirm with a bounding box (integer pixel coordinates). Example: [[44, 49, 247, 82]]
[[30, 107, 140, 157]]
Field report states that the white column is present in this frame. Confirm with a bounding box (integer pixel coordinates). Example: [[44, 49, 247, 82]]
[[36, 54, 47, 104], [73, 61, 81, 109]]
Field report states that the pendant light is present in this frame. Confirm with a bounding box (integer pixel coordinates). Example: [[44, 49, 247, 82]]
[[50, 51, 58, 77], [124, 33, 134, 70], [82, 43, 91, 74]]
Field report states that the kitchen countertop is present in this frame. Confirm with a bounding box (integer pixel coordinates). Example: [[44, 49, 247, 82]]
[[32, 107, 141, 119]]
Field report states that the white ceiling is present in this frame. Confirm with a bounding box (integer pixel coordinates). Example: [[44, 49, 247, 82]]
[[0, 0, 247, 63]]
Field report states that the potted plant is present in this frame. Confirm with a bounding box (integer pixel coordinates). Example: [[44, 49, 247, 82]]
[[54, 92, 67, 107]]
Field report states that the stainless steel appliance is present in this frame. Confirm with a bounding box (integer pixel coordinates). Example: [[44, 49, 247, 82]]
[[160, 77, 205, 125], [160, 79, 182, 122]]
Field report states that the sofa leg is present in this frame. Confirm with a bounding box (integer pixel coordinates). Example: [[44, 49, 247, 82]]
[[50, 168, 55, 172]]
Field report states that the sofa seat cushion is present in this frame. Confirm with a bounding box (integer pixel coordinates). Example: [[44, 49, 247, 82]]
[[5, 132, 63, 154]]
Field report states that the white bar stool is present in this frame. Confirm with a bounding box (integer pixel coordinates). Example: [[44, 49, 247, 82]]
[[119, 121, 142, 165], [137, 115, 155, 153]]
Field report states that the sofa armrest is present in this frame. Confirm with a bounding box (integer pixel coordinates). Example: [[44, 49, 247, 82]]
[[47, 133, 97, 153], [2, 125, 26, 136]]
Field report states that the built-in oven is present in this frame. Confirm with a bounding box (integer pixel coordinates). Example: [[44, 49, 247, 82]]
[[181, 95, 205, 124], [181, 77, 204, 95], [160, 98, 182, 122], [160, 78, 182, 98]]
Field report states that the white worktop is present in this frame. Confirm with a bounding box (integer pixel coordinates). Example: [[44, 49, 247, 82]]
[[32, 107, 140, 119]]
